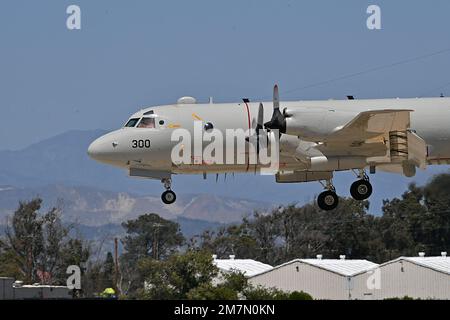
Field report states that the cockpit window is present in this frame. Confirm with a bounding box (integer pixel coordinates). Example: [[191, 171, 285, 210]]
[[137, 117, 156, 128], [124, 118, 140, 127], [143, 110, 154, 115]]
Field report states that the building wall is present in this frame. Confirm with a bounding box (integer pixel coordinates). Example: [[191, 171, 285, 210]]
[[13, 286, 72, 300], [249, 261, 375, 300], [0, 278, 15, 300], [373, 260, 450, 300]]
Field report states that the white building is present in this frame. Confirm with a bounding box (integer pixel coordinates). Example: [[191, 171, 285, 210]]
[[213, 255, 273, 278], [373, 252, 450, 300], [0, 278, 72, 300], [249, 255, 379, 300], [12, 283, 73, 300]]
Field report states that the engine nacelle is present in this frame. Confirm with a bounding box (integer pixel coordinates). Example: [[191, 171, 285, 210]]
[[279, 135, 323, 163], [284, 108, 331, 140]]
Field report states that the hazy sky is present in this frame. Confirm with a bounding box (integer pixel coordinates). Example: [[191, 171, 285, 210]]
[[1, 0, 450, 150]]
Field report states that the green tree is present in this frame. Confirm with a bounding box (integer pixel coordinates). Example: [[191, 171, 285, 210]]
[[5, 199, 45, 283], [119, 214, 184, 296], [138, 250, 218, 299], [0, 239, 22, 279], [2, 198, 90, 284], [122, 213, 184, 262], [423, 174, 450, 253], [197, 197, 378, 264], [187, 271, 248, 300]]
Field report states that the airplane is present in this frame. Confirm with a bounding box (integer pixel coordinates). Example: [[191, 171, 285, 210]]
[[87, 85, 450, 211]]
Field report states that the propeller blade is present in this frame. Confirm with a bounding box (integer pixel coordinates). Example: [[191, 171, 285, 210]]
[[256, 103, 264, 133], [256, 102, 265, 155], [264, 84, 286, 134], [273, 84, 280, 110]]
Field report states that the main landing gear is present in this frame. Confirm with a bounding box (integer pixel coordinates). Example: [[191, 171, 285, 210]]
[[161, 178, 176, 205], [350, 170, 373, 201], [317, 170, 373, 211], [317, 180, 339, 211]]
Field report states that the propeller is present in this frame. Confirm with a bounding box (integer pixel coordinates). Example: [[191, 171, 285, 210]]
[[256, 102, 264, 134], [245, 102, 265, 153], [264, 84, 286, 134], [244, 85, 284, 164], [255, 102, 264, 154]]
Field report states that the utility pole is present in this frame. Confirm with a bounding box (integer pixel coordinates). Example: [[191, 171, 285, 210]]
[[114, 238, 120, 294]]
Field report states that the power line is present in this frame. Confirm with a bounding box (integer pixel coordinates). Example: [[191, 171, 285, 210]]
[[251, 47, 450, 100], [419, 80, 450, 97]]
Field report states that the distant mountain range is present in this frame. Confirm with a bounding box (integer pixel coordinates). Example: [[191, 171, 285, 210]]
[[0, 184, 269, 226], [0, 184, 255, 253]]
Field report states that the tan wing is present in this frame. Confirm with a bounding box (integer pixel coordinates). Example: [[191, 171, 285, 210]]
[[322, 109, 427, 169], [329, 109, 412, 142]]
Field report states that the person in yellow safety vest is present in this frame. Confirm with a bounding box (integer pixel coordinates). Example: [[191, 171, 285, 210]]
[[100, 288, 116, 299]]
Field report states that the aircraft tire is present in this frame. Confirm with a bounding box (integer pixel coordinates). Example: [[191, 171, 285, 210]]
[[317, 191, 339, 211], [350, 180, 372, 201], [161, 190, 176, 204]]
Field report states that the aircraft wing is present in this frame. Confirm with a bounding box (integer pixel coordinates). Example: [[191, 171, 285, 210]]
[[328, 109, 412, 142], [321, 109, 427, 169]]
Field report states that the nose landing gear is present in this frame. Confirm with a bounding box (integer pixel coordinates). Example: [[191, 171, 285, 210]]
[[161, 178, 176, 204], [317, 180, 339, 211]]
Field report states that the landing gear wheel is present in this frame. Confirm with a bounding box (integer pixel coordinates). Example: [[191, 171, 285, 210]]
[[317, 191, 339, 211], [350, 180, 373, 201], [161, 190, 176, 204]]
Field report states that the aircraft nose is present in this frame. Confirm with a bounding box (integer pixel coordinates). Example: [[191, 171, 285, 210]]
[[87, 138, 104, 160], [87, 135, 117, 162], [87, 131, 128, 167]]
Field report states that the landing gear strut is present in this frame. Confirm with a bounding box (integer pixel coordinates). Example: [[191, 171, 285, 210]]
[[161, 178, 176, 204], [317, 180, 339, 211], [350, 170, 373, 201]]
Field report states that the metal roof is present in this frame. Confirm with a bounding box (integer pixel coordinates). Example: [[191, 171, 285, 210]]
[[252, 258, 379, 278], [213, 259, 273, 277], [300, 259, 379, 276], [398, 256, 450, 275]]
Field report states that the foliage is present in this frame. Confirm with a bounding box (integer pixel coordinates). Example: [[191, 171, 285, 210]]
[[121, 213, 184, 262], [118, 214, 185, 296], [1, 198, 90, 284], [137, 250, 218, 299], [194, 175, 450, 264], [2, 173, 450, 299], [286, 291, 314, 300]]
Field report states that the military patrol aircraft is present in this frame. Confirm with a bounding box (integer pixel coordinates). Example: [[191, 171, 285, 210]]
[[88, 85, 450, 210]]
